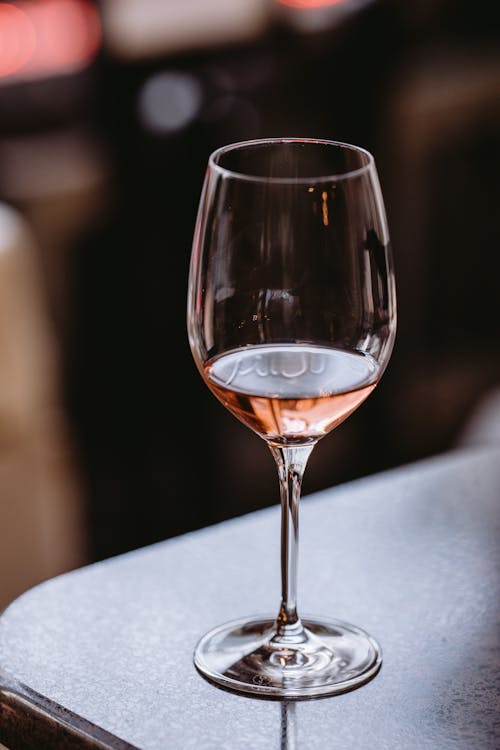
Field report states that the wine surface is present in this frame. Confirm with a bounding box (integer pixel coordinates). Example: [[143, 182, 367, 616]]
[[204, 344, 379, 444]]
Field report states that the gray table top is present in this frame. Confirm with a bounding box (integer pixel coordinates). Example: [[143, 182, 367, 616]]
[[1, 446, 499, 750]]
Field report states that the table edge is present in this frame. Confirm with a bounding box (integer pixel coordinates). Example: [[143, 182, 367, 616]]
[[0, 669, 138, 750]]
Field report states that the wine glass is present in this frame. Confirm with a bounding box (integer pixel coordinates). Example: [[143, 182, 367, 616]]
[[187, 137, 396, 699]]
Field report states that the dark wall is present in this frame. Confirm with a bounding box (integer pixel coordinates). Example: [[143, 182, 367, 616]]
[[2, 0, 498, 562]]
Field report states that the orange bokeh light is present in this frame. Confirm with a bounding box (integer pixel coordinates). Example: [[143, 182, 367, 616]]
[[0, 4, 37, 77], [278, 0, 347, 7], [0, 0, 101, 81]]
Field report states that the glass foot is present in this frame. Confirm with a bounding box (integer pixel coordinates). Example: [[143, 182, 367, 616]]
[[193, 615, 382, 699]]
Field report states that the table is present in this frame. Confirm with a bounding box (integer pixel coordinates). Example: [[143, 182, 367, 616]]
[[1, 446, 499, 749]]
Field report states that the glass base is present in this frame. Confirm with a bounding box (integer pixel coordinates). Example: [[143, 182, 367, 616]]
[[193, 615, 382, 699]]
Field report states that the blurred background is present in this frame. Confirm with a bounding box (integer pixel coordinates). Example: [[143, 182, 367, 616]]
[[0, 0, 499, 609]]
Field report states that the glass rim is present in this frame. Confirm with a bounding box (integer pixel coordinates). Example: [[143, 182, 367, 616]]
[[208, 137, 375, 184]]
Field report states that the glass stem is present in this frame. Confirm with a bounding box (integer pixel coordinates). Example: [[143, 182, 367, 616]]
[[269, 444, 314, 639]]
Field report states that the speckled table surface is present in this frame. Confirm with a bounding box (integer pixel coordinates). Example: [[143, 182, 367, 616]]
[[1, 446, 499, 750]]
